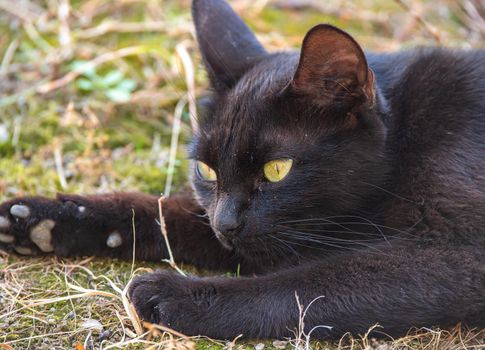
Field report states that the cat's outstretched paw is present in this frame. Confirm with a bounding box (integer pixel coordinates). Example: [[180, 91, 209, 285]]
[[0, 197, 60, 255], [0, 192, 164, 259], [128, 270, 217, 334], [0, 195, 105, 256]]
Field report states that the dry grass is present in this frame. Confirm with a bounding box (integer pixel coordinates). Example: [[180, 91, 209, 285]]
[[1, 253, 485, 349], [0, 0, 484, 348]]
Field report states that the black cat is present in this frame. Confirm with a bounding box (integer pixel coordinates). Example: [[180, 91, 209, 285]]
[[0, 0, 484, 340]]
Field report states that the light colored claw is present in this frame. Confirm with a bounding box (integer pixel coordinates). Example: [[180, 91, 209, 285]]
[[0, 216, 10, 230], [10, 204, 31, 218], [106, 231, 122, 248], [15, 246, 33, 255], [30, 219, 55, 253], [0, 233, 14, 243]]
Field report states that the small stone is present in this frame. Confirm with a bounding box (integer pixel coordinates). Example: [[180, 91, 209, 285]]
[[30, 219, 55, 253], [10, 204, 31, 218], [0, 216, 10, 230], [81, 319, 103, 332], [0, 233, 14, 243], [99, 330, 111, 341], [255, 343, 265, 350], [14, 246, 33, 255], [106, 231, 122, 248], [376, 345, 391, 350], [272, 341, 287, 349], [65, 311, 76, 320]]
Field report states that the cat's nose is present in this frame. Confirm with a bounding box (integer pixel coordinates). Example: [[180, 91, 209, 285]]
[[213, 193, 244, 237], [214, 214, 243, 237]]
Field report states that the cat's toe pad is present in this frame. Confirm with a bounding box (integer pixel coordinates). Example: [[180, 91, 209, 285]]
[[106, 231, 123, 248], [14, 246, 34, 255], [10, 204, 31, 218], [30, 219, 56, 252], [0, 216, 10, 229], [0, 217, 14, 243], [0, 232, 14, 243], [0, 200, 57, 255]]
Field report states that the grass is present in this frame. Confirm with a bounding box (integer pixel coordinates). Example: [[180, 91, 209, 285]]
[[0, 0, 484, 348]]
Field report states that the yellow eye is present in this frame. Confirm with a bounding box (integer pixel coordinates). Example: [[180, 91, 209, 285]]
[[263, 159, 293, 183], [196, 161, 217, 181]]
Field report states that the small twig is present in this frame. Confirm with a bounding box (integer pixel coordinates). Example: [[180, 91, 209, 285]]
[[37, 45, 149, 94], [58, 0, 72, 57], [0, 38, 19, 75], [83, 331, 92, 350], [130, 208, 136, 278], [394, 0, 442, 43], [121, 283, 144, 336], [23, 22, 54, 53], [461, 0, 485, 35], [54, 145, 68, 190], [164, 98, 186, 197], [28, 290, 120, 307], [1, 330, 85, 346], [62, 264, 123, 294], [77, 21, 178, 39], [225, 334, 243, 350], [294, 292, 304, 350], [272, 0, 390, 25], [291, 293, 330, 350], [142, 321, 190, 340], [158, 196, 186, 276], [175, 42, 198, 134], [0, 85, 38, 108], [63, 263, 144, 337], [0, 0, 42, 22]]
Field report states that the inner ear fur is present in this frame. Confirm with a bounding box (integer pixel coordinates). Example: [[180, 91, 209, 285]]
[[291, 24, 375, 106]]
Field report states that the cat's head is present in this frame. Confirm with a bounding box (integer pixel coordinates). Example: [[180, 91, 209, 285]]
[[190, 0, 389, 259]]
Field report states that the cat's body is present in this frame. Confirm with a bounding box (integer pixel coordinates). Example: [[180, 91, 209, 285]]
[[0, 0, 484, 340]]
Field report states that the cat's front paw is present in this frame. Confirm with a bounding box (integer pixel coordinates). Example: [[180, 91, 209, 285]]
[[0, 194, 96, 256], [0, 197, 60, 255], [128, 270, 217, 334]]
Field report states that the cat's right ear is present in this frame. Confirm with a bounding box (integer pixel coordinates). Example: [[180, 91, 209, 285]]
[[291, 24, 375, 108], [192, 0, 267, 93]]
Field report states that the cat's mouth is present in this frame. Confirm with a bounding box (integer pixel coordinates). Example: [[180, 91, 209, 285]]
[[214, 227, 267, 254], [213, 226, 279, 260]]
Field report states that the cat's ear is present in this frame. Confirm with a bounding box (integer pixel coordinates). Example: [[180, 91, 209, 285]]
[[192, 0, 267, 93], [291, 24, 375, 106]]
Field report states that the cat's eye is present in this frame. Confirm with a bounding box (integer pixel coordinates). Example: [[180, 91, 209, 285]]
[[263, 159, 293, 183], [196, 161, 217, 181]]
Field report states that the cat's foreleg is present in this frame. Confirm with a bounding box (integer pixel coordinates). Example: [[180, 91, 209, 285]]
[[128, 245, 485, 339], [0, 191, 235, 270]]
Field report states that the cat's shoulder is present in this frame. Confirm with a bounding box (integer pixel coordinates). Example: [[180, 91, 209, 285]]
[[368, 47, 484, 92]]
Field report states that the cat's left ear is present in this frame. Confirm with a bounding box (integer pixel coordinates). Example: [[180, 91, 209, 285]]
[[192, 0, 267, 93], [291, 24, 375, 107]]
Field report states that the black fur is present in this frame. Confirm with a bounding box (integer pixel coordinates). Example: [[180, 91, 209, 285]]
[[0, 0, 484, 340]]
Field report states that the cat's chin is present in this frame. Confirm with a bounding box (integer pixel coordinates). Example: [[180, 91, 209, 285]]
[[214, 231, 235, 251]]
